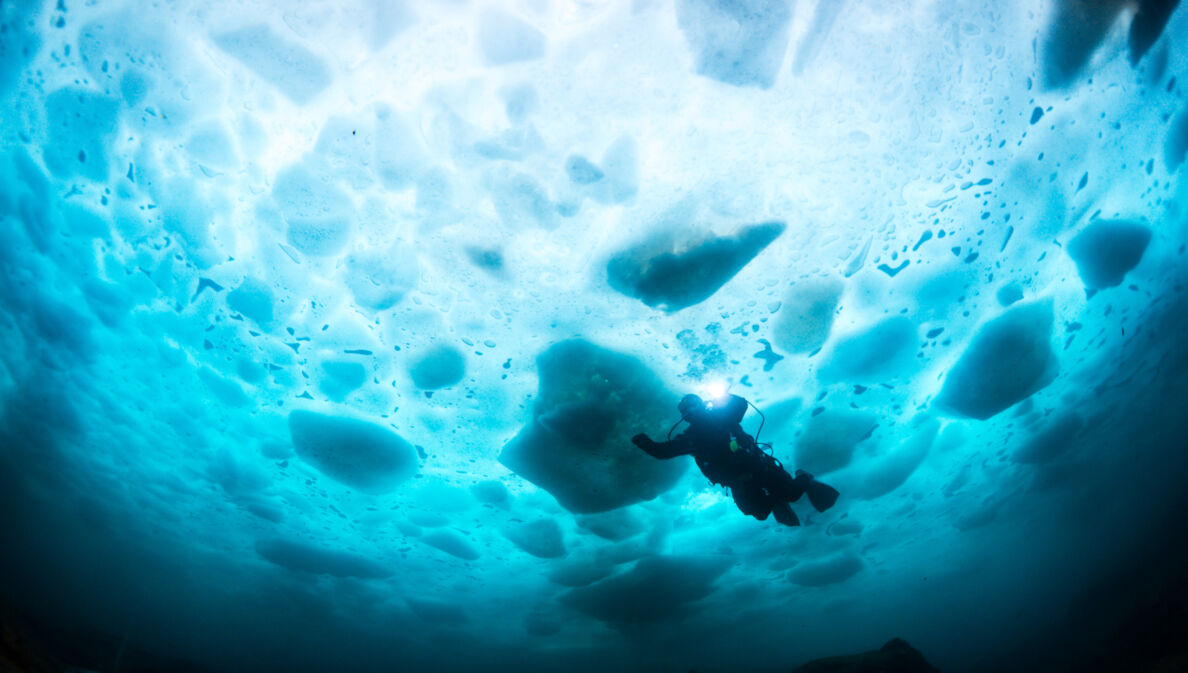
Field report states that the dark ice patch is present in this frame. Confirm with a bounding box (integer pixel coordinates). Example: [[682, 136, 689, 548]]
[[255, 538, 392, 578], [1129, 0, 1181, 65], [1067, 219, 1152, 292], [470, 480, 511, 506], [320, 360, 367, 402], [421, 530, 480, 560], [1042, 0, 1126, 88], [787, 552, 863, 587], [819, 317, 916, 382], [607, 221, 785, 312], [794, 409, 878, 475], [1165, 101, 1188, 170], [227, 278, 275, 329], [936, 301, 1057, 420], [548, 558, 615, 588], [498, 340, 685, 513], [288, 410, 418, 493], [565, 155, 604, 184], [996, 282, 1023, 307], [561, 555, 732, 622], [1014, 412, 1084, 464], [503, 518, 566, 558], [409, 344, 466, 390], [675, 0, 793, 89], [406, 598, 469, 625], [43, 86, 120, 181], [576, 509, 645, 541]]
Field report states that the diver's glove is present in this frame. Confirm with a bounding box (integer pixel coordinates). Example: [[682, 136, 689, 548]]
[[631, 434, 655, 450]]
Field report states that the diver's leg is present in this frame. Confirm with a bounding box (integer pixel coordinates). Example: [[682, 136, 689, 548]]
[[731, 484, 771, 521], [765, 461, 808, 502]]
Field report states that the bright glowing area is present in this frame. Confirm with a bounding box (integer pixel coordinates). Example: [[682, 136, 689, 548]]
[[703, 380, 729, 402], [1, 2, 1188, 673]]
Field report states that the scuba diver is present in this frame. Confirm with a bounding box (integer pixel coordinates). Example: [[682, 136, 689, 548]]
[[632, 393, 839, 527]]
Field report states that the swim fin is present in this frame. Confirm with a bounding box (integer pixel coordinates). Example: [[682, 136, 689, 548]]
[[806, 480, 840, 512], [772, 502, 800, 527]]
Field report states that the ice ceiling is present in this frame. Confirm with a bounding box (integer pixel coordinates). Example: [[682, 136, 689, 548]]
[[1, 1, 1187, 672]]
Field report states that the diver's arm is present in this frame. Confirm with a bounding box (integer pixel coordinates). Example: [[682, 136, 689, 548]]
[[632, 433, 692, 459]]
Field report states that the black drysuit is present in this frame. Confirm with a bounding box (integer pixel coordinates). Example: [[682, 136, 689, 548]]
[[632, 394, 820, 526]]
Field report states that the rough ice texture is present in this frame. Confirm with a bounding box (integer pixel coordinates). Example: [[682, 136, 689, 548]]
[[1014, 412, 1084, 464], [1067, 219, 1152, 291], [772, 277, 843, 354], [607, 222, 786, 312], [409, 344, 467, 390], [421, 530, 480, 561], [675, 0, 793, 89], [795, 409, 878, 475], [498, 339, 686, 513], [561, 555, 732, 622], [502, 518, 566, 558], [787, 552, 864, 587], [42, 87, 119, 181], [255, 538, 392, 579], [477, 9, 546, 65], [936, 301, 1057, 420], [227, 278, 275, 329], [288, 410, 418, 493], [819, 317, 916, 383], [213, 24, 331, 103]]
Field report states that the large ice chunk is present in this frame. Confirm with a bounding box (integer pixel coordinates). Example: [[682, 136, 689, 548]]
[[607, 222, 785, 312], [502, 518, 566, 558], [675, 0, 793, 89], [213, 24, 331, 103], [561, 555, 732, 622], [819, 317, 916, 383], [42, 87, 120, 181], [476, 8, 546, 65], [255, 538, 392, 579], [1067, 219, 1152, 292], [498, 340, 686, 513], [409, 344, 467, 390], [288, 410, 419, 493], [771, 277, 843, 354], [787, 552, 864, 587], [794, 409, 878, 475], [936, 301, 1057, 420]]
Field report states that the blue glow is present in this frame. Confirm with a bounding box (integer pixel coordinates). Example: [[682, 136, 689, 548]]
[[1, 2, 1187, 673]]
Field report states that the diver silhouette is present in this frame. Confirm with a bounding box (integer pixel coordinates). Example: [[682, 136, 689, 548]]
[[632, 393, 839, 526]]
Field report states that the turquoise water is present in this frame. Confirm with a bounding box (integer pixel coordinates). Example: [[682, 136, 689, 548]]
[[1, 1, 1186, 672]]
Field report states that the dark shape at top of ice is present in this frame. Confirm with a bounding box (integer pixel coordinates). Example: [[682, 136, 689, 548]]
[[1041, 1, 1125, 88], [935, 301, 1057, 420], [498, 339, 685, 513], [1129, 0, 1181, 66], [561, 555, 732, 623], [1014, 412, 1084, 464], [607, 221, 785, 312], [675, 0, 793, 89], [409, 344, 467, 389], [1067, 219, 1152, 292], [289, 410, 419, 493], [255, 538, 392, 579], [790, 637, 942, 673]]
